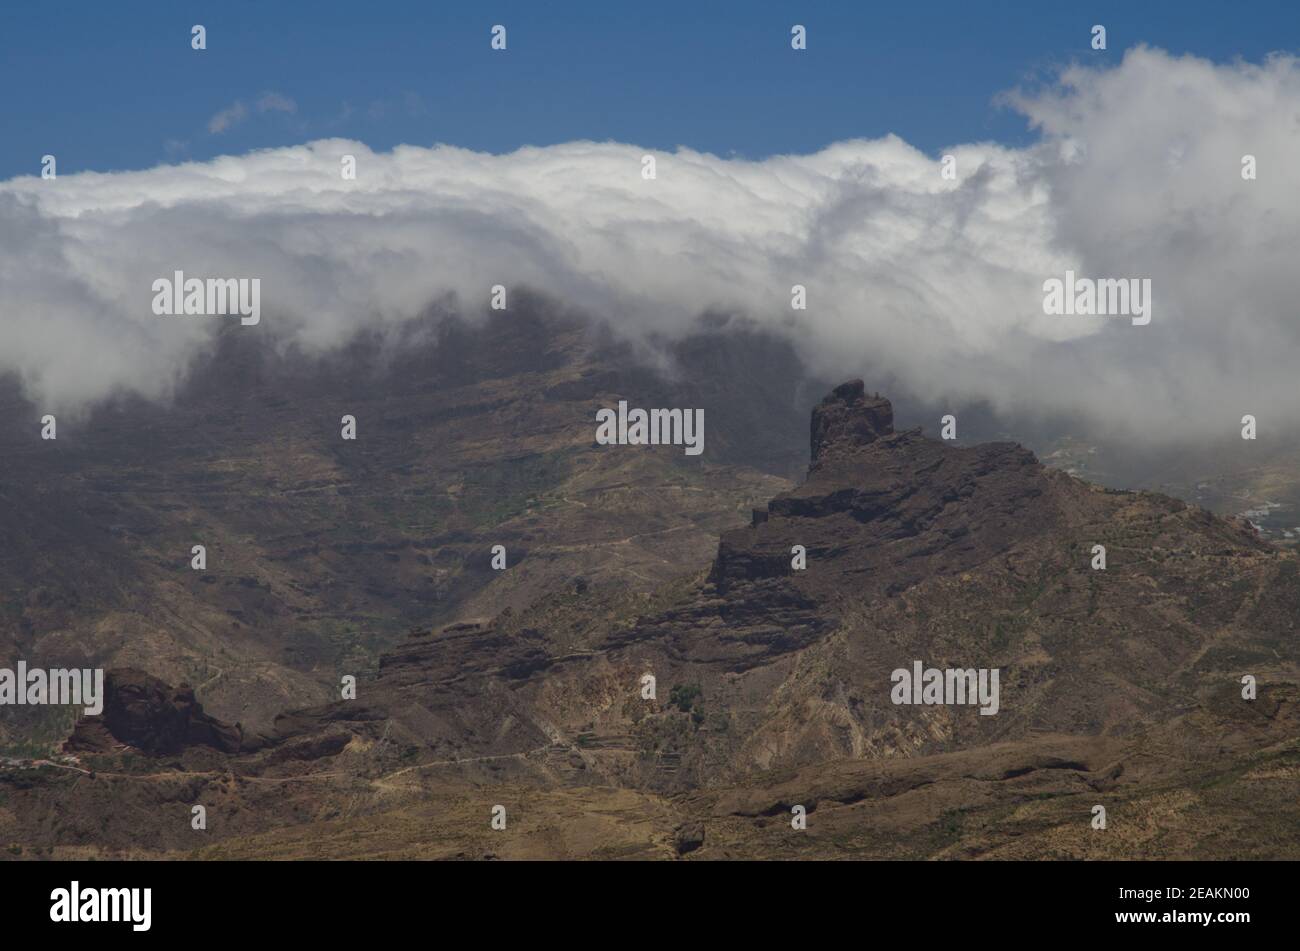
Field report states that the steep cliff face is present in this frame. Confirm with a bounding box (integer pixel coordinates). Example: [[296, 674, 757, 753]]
[[808, 380, 894, 468]]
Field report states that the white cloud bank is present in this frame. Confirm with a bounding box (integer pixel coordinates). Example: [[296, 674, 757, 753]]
[[2, 47, 1297, 443]]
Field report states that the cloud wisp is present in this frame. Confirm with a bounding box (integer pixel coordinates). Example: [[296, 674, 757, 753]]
[[207, 91, 298, 134]]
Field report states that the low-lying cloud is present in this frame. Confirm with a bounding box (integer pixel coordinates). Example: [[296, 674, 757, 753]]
[[2, 47, 1297, 444]]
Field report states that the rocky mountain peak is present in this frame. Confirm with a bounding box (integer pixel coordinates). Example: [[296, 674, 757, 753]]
[[810, 379, 894, 468]]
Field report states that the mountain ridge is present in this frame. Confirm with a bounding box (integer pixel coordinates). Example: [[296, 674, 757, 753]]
[[6, 375, 1295, 859]]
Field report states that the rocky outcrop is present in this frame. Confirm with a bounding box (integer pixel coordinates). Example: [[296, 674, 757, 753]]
[[809, 379, 894, 469], [64, 668, 242, 755], [710, 379, 1055, 600]]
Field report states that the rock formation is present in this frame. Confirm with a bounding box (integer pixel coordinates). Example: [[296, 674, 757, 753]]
[[65, 668, 242, 755]]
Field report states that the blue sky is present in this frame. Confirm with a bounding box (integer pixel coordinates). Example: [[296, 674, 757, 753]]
[[2, 0, 1297, 178]]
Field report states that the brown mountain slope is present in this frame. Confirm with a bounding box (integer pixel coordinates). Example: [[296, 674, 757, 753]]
[[357, 379, 1293, 792], [2, 378, 1298, 859], [0, 306, 815, 741]]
